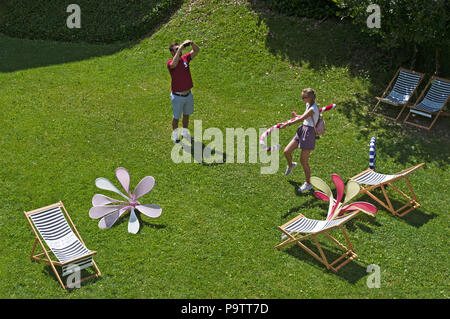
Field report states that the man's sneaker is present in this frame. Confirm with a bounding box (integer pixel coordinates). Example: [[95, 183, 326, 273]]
[[172, 129, 180, 143], [181, 128, 191, 140], [285, 162, 297, 176], [298, 182, 313, 192]]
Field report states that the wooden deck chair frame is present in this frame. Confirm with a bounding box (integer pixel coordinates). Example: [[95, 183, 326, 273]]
[[403, 75, 450, 130], [372, 68, 424, 121], [24, 201, 101, 289], [275, 212, 360, 272], [350, 163, 424, 217]]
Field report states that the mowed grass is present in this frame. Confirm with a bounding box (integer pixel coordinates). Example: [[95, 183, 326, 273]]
[[0, 0, 449, 298]]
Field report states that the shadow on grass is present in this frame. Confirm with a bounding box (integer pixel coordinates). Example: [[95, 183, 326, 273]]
[[41, 264, 101, 291], [249, 1, 450, 168], [0, 0, 183, 73], [357, 189, 438, 228], [338, 96, 450, 168], [110, 212, 167, 232], [0, 34, 137, 73], [248, 1, 403, 86], [282, 237, 367, 284], [175, 136, 227, 166]]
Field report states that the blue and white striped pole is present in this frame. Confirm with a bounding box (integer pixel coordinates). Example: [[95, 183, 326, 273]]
[[369, 137, 376, 170]]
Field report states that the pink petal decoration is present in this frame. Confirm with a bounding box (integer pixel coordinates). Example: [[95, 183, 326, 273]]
[[314, 191, 330, 202], [92, 194, 124, 207], [341, 202, 378, 214], [98, 207, 129, 228], [89, 205, 129, 219], [136, 204, 162, 218], [95, 177, 130, 200], [327, 174, 345, 221], [115, 167, 132, 197], [133, 176, 155, 200]]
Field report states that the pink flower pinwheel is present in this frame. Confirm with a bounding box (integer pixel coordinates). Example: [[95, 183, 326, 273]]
[[89, 167, 162, 234], [310, 173, 377, 221]]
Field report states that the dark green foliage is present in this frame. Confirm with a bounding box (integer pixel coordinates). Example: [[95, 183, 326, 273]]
[[0, 0, 183, 43], [262, 0, 340, 19], [333, 0, 450, 74]]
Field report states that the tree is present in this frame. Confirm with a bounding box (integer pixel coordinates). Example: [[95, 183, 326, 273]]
[[333, 0, 450, 75]]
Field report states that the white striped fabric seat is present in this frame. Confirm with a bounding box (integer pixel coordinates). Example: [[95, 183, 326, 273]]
[[382, 70, 422, 105], [411, 78, 450, 114], [351, 167, 415, 186], [281, 212, 356, 240], [29, 206, 93, 276]]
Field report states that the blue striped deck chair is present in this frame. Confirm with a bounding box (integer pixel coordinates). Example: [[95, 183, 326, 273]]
[[276, 175, 378, 272], [24, 202, 101, 289], [349, 163, 425, 217], [403, 76, 450, 130], [275, 212, 361, 272], [372, 68, 424, 120]]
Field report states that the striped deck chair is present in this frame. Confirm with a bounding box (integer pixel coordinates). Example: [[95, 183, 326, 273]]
[[350, 163, 424, 217], [24, 202, 101, 289], [275, 174, 377, 272], [372, 68, 424, 120], [403, 76, 450, 130]]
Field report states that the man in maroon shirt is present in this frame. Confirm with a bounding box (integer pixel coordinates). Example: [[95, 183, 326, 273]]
[[167, 40, 200, 143]]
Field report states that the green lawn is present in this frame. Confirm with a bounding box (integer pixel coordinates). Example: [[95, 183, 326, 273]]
[[1, 0, 449, 298]]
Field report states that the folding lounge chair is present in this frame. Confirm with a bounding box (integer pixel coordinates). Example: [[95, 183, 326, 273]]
[[403, 76, 450, 130], [350, 163, 424, 217], [275, 174, 377, 272], [372, 68, 424, 120], [24, 201, 101, 289]]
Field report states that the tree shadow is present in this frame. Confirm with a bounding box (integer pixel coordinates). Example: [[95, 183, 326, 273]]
[[248, 1, 404, 86], [337, 95, 450, 167], [0, 34, 137, 73], [249, 1, 450, 162], [0, 0, 183, 73]]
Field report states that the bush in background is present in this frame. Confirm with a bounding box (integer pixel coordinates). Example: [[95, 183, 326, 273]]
[[261, 0, 340, 19], [0, 0, 183, 43], [333, 0, 450, 75]]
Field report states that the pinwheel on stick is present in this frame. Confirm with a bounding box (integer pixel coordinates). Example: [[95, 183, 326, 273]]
[[89, 167, 162, 234]]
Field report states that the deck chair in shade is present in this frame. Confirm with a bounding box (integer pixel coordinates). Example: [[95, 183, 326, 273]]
[[349, 163, 424, 217], [403, 76, 450, 130], [24, 201, 101, 289], [372, 68, 424, 120], [275, 174, 377, 272]]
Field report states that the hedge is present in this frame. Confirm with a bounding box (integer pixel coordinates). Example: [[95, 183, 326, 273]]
[[0, 0, 183, 43], [261, 0, 340, 19]]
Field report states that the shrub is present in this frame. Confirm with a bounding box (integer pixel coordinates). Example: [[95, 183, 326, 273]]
[[261, 0, 340, 19], [0, 0, 183, 43], [333, 0, 450, 74]]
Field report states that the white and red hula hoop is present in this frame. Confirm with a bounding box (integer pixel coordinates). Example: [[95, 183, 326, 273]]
[[260, 104, 336, 152]]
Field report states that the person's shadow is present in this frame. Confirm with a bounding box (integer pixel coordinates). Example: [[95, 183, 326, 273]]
[[176, 136, 227, 166]]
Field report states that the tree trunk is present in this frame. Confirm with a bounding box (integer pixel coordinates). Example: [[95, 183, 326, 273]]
[[435, 48, 441, 76], [410, 43, 418, 70]]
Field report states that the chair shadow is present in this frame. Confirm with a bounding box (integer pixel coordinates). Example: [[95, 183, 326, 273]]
[[176, 136, 227, 166], [41, 264, 101, 291], [282, 238, 368, 284], [356, 192, 437, 228]]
